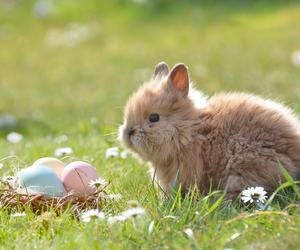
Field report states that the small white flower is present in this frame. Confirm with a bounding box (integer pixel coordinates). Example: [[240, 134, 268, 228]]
[[148, 220, 155, 234], [80, 209, 105, 223], [107, 215, 126, 224], [105, 147, 119, 159], [11, 212, 26, 217], [54, 147, 73, 157], [88, 178, 108, 189], [55, 134, 68, 144], [291, 50, 300, 68], [105, 193, 122, 201], [7, 132, 23, 144], [1, 176, 16, 187], [121, 207, 145, 219], [108, 207, 146, 224], [2, 176, 16, 182], [241, 186, 268, 204], [120, 151, 128, 159], [230, 232, 241, 241], [0, 163, 3, 169], [127, 200, 139, 207], [183, 228, 194, 239], [45, 23, 92, 47]]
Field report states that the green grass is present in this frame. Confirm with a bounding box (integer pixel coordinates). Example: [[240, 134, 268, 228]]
[[1, 0, 300, 249]]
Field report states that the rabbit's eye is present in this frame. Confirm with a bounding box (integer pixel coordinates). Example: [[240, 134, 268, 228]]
[[149, 113, 160, 123]]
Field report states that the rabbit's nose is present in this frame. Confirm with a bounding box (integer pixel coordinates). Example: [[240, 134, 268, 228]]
[[128, 128, 135, 136]]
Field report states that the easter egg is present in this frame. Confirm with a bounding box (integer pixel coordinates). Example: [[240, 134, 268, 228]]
[[18, 165, 64, 197], [32, 157, 65, 177], [61, 161, 98, 195]]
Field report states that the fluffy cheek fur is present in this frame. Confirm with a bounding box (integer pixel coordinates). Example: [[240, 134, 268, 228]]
[[120, 120, 177, 162]]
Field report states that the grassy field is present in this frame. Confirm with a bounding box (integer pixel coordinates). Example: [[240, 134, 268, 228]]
[[1, 0, 300, 249]]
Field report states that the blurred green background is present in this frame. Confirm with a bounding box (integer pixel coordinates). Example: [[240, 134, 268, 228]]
[[1, 0, 300, 137]]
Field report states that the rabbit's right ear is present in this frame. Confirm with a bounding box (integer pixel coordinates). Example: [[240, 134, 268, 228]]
[[153, 62, 169, 78], [167, 63, 189, 97]]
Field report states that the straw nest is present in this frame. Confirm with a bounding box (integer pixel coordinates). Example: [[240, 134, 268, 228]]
[[0, 178, 106, 214]]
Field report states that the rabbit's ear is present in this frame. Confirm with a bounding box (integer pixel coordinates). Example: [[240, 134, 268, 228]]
[[168, 63, 189, 97], [153, 62, 169, 78]]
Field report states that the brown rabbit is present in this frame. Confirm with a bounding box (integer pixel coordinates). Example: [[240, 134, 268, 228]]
[[119, 62, 300, 197]]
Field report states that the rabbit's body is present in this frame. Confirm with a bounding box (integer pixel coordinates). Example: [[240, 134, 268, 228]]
[[120, 62, 300, 197]]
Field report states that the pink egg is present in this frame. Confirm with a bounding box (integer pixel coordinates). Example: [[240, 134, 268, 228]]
[[61, 161, 98, 195]]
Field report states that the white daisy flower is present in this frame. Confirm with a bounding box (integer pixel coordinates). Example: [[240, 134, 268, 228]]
[[148, 220, 155, 234], [7, 132, 23, 144], [45, 23, 92, 47], [121, 207, 145, 219], [120, 151, 128, 159], [291, 50, 300, 68], [183, 228, 194, 239], [80, 209, 105, 223], [1, 176, 16, 187], [241, 186, 268, 204], [105, 193, 122, 201], [127, 200, 139, 207], [55, 134, 68, 144], [11, 212, 26, 217], [107, 207, 146, 224], [88, 178, 108, 189], [105, 147, 119, 159], [107, 215, 126, 224], [54, 147, 73, 157]]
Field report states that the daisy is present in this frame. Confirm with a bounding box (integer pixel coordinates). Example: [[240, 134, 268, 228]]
[[80, 209, 105, 223], [183, 228, 194, 239], [55, 134, 68, 144], [127, 200, 139, 207], [120, 151, 128, 159], [107, 207, 146, 224], [7, 132, 23, 144], [121, 207, 145, 219], [105, 193, 122, 201], [11, 212, 26, 217], [107, 215, 126, 224], [148, 220, 155, 234], [1, 176, 16, 187], [88, 178, 108, 189], [241, 186, 268, 204], [54, 147, 73, 157], [105, 147, 119, 159]]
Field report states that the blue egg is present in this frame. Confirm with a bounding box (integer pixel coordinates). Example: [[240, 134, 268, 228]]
[[18, 165, 64, 197]]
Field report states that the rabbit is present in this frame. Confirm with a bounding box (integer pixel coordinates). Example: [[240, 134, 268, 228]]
[[119, 62, 300, 198]]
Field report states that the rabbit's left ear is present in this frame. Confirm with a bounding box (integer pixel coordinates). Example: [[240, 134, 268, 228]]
[[153, 61, 169, 78], [168, 63, 189, 97]]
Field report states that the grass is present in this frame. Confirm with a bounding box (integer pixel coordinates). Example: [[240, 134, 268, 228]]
[[1, 0, 300, 249]]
